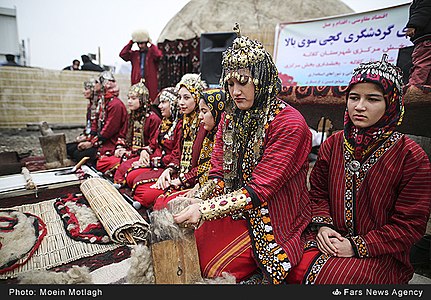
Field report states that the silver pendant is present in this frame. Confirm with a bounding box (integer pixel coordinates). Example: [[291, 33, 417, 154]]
[[348, 160, 361, 172]]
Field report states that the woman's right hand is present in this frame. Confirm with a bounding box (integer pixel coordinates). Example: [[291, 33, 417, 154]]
[[151, 168, 172, 190], [315, 226, 344, 256]]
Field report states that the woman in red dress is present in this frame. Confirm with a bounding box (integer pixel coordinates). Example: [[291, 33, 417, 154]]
[[152, 88, 226, 210], [286, 55, 431, 284], [96, 79, 161, 176], [131, 74, 208, 208], [172, 24, 312, 284]]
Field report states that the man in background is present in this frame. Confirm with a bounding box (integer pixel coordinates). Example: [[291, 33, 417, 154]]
[[119, 28, 163, 103], [63, 59, 80, 70], [1, 54, 23, 67]]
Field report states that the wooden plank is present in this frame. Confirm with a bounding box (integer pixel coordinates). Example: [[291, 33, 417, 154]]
[[151, 231, 202, 284]]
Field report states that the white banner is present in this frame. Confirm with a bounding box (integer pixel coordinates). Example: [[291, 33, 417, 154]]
[[274, 4, 413, 86]]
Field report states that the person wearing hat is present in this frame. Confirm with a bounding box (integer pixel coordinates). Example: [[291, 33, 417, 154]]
[[119, 28, 163, 103], [172, 24, 313, 284], [78, 71, 128, 169], [96, 79, 161, 178], [66, 78, 99, 165], [285, 54, 431, 284], [129, 73, 209, 209]]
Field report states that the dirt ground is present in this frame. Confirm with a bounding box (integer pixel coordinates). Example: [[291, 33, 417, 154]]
[[0, 127, 84, 157]]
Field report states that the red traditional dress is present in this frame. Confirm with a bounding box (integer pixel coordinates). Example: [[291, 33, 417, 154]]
[[194, 101, 312, 283], [292, 132, 431, 284], [125, 119, 183, 206], [152, 88, 227, 210], [96, 80, 161, 175], [131, 74, 207, 208], [122, 87, 182, 187], [133, 120, 206, 209], [288, 55, 431, 284], [90, 89, 128, 169], [104, 110, 160, 180]]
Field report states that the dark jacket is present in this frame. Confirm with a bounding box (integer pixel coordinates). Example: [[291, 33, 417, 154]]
[[406, 0, 431, 44]]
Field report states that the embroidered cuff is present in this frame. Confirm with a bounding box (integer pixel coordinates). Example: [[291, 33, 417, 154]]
[[194, 179, 217, 200], [349, 235, 369, 258], [310, 216, 334, 231], [198, 188, 252, 221]]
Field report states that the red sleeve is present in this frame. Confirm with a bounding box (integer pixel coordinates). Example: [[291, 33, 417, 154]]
[[308, 134, 336, 226], [161, 120, 182, 166], [208, 113, 226, 179], [119, 40, 134, 61], [149, 44, 163, 61], [144, 113, 162, 149], [360, 141, 431, 258], [182, 124, 208, 186], [165, 120, 183, 170], [246, 107, 312, 204], [99, 99, 128, 140]]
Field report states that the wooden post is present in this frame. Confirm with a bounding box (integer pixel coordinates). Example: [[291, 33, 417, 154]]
[[39, 133, 73, 169], [151, 230, 202, 284]]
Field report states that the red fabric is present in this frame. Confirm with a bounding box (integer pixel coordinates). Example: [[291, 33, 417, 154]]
[[141, 112, 162, 148], [209, 103, 312, 272], [94, 96, 128, 157], [151, 124, 208, 209], [132, 181, 165, 208], [114, 156, 138, 184], [96, 155, 121, 174], [194, 216, 258, 283], [111, 112, 161, 183], [119, 40, 163, 102], [409, 39, 431, 86], [300, 131, 431, 284], [122, 120, 183, 187], [285, 249, 320, 284]]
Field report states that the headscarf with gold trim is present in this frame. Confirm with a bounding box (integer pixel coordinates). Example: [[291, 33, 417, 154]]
[[343, 54, 404, 162], [220, 23, 284, 192], [157, 87, 180, 145], [175, 73, 208, 174], [196, 88, 226, 186], [125, 79, 151, 152]]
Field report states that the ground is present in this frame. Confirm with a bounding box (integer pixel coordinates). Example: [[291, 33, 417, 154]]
[[0, 127, 83, 157]]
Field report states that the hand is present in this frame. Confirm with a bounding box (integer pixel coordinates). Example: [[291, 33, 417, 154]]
[[151, 168, 172, 190], [316, 226, 344, 256], [328, 237, 354, 258], [76, 135, 87, 143], [114, 147, 126, 158], [169, 178, 181, 189], [77, 141, 92, 151], [139, 150, 150, 166], [405, 27, 415, 38], [173, 203, 202, 229]]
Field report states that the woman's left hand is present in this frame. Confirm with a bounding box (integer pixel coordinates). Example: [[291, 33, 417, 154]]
[[329, 238, 354, 257], [173, 203, 201, 228]]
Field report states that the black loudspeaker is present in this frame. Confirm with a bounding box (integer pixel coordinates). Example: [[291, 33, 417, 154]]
[[200, 32, 236, 86], [396, 46, 414, 85]]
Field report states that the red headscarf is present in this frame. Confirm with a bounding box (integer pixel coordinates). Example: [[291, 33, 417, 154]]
[[343, 54, 404, 161]]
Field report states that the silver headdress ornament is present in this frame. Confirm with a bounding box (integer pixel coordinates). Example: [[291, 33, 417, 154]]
[[175, 73, 208, 103], [220, 23, 267, 87], [84, 78, 97, 90], [128, 79, 149, 99], [99, 70, 115, 85], [351, 54, 404, 95]]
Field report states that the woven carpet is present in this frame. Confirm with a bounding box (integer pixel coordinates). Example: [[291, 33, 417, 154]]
[[0, 198, 122, 280]]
